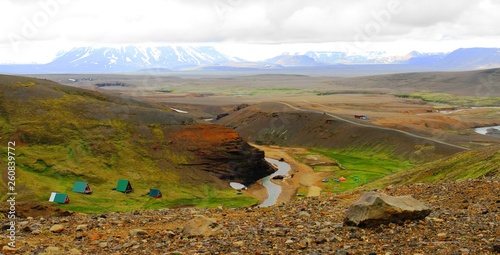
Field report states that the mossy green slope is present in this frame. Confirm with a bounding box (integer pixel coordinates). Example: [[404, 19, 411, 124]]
[[362, 145, 499, 189], [0, 75, 258, 213]]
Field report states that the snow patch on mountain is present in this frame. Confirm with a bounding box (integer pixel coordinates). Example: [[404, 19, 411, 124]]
[[45, 46, 238, 72]]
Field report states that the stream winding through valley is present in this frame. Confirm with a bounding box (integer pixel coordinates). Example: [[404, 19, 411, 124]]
[[259, 158, 291, 207]]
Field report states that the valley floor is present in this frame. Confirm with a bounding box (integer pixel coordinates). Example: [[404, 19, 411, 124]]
[[246, 144, 330, 206]]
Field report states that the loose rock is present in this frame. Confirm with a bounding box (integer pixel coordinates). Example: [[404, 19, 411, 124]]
[[182, 215, 221, 237], [345, 191, 431, 227], [50, 224, 65, 233]]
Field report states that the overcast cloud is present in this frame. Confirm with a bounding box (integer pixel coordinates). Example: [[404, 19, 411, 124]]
[[1, 0, 499, 63]]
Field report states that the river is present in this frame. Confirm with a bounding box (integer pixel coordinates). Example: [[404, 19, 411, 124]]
[[259, 158, 292, 207]]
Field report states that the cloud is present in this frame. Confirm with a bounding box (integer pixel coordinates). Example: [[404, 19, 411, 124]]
[[3, 0, 500, 44], [1, 0, 499, 63]]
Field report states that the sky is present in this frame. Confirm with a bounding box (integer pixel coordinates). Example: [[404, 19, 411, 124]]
[[1, 0, 500, 63]]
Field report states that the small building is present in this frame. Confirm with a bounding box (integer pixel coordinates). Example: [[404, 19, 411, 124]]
[[115, 180, 133, 193], [49, 192, 70, 204], [72, 181, 93, 194], [339, 176, 346, 182], [149, 188, 162, 198]]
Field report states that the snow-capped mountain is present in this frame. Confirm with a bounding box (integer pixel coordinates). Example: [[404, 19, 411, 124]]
[[44, 46, 237, 72], [2, 47, 500, 74], [299, 49, 500, 68], [304, 51, 350, 64], [435, 48, 500, 69], [264, 54, 321, 66], [404, 51, 447, 66], [303, 51, 413, 64]]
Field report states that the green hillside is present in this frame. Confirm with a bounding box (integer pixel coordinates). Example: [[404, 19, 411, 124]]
[[362, 145, 499, 189], [0, 75, 261, 213]]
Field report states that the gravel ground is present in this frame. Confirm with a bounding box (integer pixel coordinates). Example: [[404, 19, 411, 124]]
[[2, 178, 499, 255]]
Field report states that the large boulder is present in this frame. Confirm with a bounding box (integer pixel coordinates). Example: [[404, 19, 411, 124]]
[[182, 215, 222, 237], [345, 191, 431, 227]]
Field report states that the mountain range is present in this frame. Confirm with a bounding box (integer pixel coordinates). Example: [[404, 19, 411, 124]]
[[1, 46, 500, 73]]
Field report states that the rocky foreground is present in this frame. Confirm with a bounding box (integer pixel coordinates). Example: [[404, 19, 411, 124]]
[[2, 178, 499, 255]]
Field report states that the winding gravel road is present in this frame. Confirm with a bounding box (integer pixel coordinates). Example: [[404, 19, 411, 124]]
[[279, 101, 470, 151]]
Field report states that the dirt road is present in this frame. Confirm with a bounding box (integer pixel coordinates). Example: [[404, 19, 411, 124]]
[[279, 101, 470, 151]]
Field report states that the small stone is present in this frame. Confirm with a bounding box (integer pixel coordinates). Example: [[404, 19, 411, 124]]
[[99, 242, 108, 248], [331, 235, 343, 242], [437, 233, 447, 240], [285, 239, 294, 244], [45, 247, 62, 255], [299, 238, 312, 249], [233, 241, 244, 247], [129, 228, 148, 237], [50, 224, 65, 233], [68, 248, 82, 255], [18, 221, 29, 227], [75, 232, 84, 240], [2, 246, 18, 254], [123, 242, 134, 248], [459, 248, 470, 254], [76, 224, 88, 231], [298, 211, 311, 218], [165, 230, 176, 237]]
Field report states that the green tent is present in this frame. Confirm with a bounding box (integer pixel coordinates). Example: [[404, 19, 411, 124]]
[[72, 181, 92, 194], [149, 188, 162, 198], [116, 179, 133, 193], [53, 193, 70, 204]]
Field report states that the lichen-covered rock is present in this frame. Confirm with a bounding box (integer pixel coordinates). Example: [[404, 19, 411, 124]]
[[345, 191, 431, 227], [182, 215, 222, 237]]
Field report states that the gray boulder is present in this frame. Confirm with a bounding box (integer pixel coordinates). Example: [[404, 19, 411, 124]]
[[345, 191, 431, 227]]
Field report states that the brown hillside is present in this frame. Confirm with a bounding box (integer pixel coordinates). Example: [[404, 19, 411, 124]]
[[216, 102, 465, 161], [335, 68, 500, 96]]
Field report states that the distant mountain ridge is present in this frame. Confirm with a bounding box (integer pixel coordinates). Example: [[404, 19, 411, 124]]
[[1, 47, 500, 73], [44, 46, 237, 72], [264, 54, 321, 66]]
